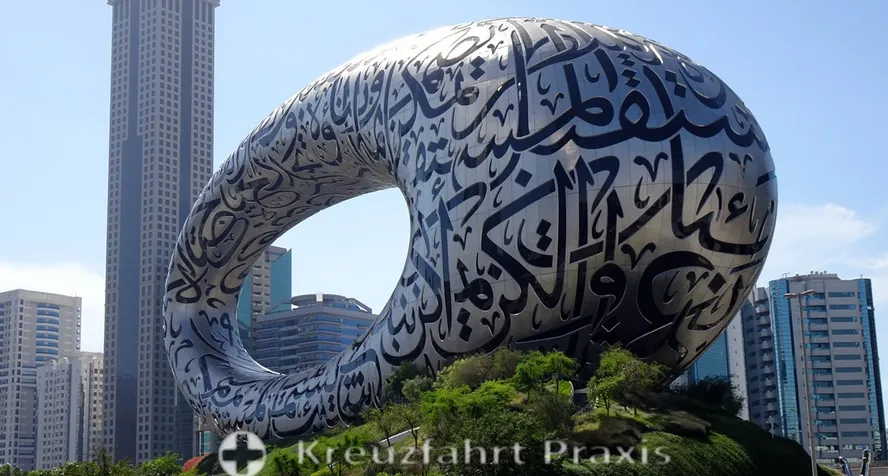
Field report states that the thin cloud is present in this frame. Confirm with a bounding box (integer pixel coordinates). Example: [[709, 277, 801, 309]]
[[0, 259, 105, 353], [759, 203, 877, 282], [755, 202, 888, 428], [849, 253, 888, 272]]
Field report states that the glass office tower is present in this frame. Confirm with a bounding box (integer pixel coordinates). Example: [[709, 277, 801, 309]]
[[687, 332, 730, 382], [253, 294, 376, 374], [678, 306, 748, 419], [235, 246, 292, 352]]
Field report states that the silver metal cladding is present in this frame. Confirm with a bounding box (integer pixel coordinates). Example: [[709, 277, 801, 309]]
[[163, 18, 777, 439]]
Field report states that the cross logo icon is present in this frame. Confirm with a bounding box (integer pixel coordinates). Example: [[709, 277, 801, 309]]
[[218, 431, 266, 476]]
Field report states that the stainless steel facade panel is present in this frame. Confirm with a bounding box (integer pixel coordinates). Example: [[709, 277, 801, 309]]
[[163, 18, 777, 439]]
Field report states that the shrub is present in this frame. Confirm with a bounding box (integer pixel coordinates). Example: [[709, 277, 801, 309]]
[[436, 349, 527, 391], [513, 351, 578, 393], [588, 347, 664, 415], [402, 376, 433, 402], [385, 363, 426, 402], [670, 375, 745, 417], [528, 389, 575, 433]]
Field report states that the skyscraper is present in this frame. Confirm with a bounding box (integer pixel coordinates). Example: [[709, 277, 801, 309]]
[[740, 286, 781, 435], [236, 246, 292, 352], [0, 289, 82, 470], [725, 306, 750, 421], [103, 0, 218, 463], [768, 272, 886, 463], [36, 352, 104, 469]]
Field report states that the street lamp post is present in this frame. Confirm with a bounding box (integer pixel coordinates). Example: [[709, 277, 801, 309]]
[[861, 449, 871, 476], [785, 289, 818, 476], [766, 415, 776, 439], [837, 456, 853, 476]]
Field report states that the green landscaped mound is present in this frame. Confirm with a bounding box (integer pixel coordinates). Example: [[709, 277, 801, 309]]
[[188, 349, 841, 476], [558, 406, 839, 476], [191, 403, 838, 476]]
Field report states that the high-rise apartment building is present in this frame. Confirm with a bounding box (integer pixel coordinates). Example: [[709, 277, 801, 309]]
[[36, 352, 104, 469], [236, 246, 292, 352], [253, 294, 376, 375], [726, 310, 749, 421], [740, 286, 781, 435], [768, 272, 887, 463], [103, 0, 219, 463], [0, 290, 82, 470]]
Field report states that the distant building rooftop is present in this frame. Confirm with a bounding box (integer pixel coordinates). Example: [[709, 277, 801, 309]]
[[269, 293, 372, 314]]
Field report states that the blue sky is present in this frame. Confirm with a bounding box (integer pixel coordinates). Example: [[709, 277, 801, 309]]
[[1, 0, 886, 393]]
